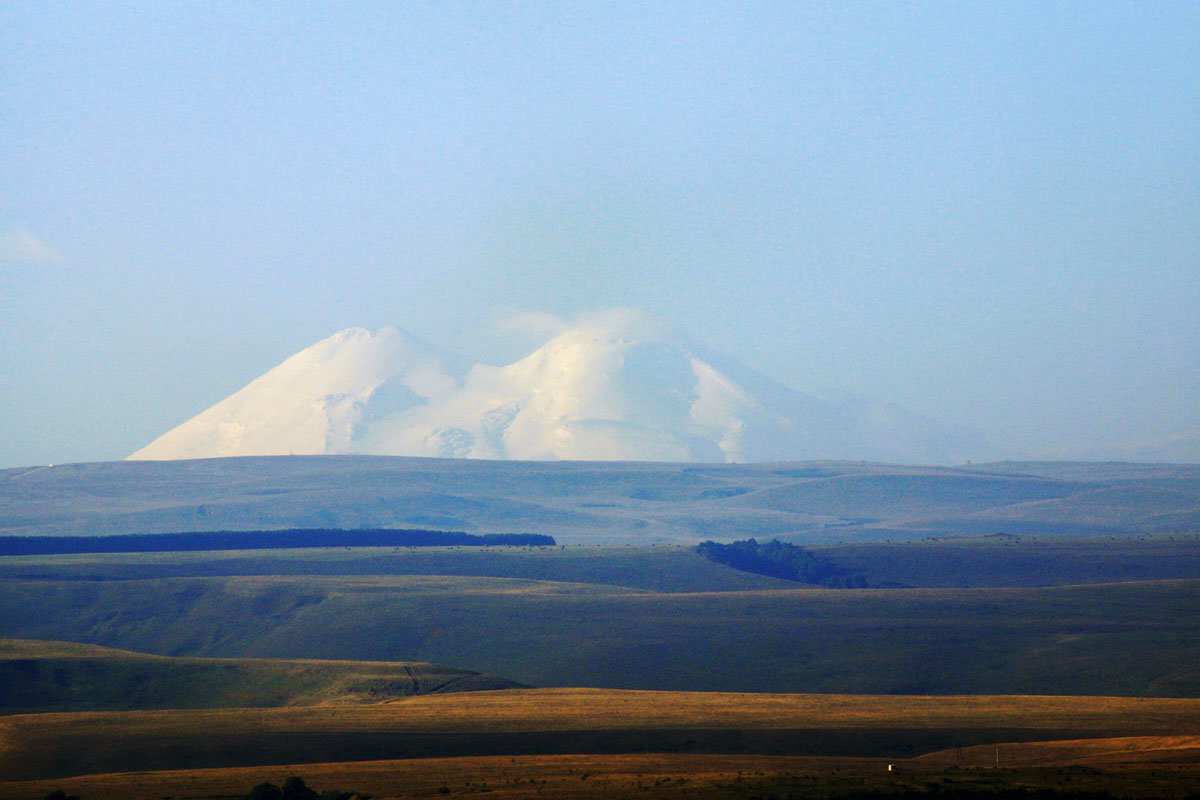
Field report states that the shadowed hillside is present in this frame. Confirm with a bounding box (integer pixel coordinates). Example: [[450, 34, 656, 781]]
[[2, 575, 1198, 696], [810, 535, 1200, 587]]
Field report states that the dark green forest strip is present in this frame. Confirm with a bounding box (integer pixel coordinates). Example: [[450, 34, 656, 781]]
[[696, 538, 869, 587], [0, 529, 555, 556]]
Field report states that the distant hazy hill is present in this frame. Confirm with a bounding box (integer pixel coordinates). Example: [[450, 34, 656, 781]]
[[129, 310, 982, 464], [3, 456, 1197, 543]]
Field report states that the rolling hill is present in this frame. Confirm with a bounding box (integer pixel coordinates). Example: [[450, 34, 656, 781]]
[[3, 455, 1198, 543], [2, 572, 1198, 696], [5, 689, 1200, 781], [0, 638, 522, 713]]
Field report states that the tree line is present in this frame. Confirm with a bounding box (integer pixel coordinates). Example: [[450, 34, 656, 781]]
[[695, 538, 867, 588], [0, 528, 556, 556]]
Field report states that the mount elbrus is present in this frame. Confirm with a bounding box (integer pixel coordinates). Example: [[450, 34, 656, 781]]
[[131, 314, 979, 464]]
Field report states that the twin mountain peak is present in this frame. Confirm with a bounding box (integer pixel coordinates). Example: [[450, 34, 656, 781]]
[[130, 314, 981, 463]]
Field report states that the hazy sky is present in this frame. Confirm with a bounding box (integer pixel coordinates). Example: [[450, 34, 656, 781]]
[[2, 2, 1198, 468]]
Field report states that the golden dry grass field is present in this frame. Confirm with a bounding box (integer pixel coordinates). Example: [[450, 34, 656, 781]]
[[4, 689, 1200, 792], [916, 735, 1200, 766], [5, 749, 1200, 800]]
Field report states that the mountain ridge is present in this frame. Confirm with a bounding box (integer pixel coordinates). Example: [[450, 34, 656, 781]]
[[130, 311, 983, 464]]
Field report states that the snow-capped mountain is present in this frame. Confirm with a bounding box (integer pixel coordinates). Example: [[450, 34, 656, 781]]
[[130, 310, 983, 463], [128, 327, 473, 460]]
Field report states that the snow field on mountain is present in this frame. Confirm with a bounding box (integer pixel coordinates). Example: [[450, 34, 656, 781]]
[[131, 311, 980, 463]]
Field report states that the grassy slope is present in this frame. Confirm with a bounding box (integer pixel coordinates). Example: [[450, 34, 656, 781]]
[[0, 638, 522, 712], [0, 545, 795, 592], [811, 535, 1200, 587], [2, 574, 1198, 695], [3, 689, 1200, 781], [6, 536, 1200, 592], [917, 735, 1200, 766]]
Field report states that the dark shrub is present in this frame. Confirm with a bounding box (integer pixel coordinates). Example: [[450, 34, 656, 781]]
[[283, 776, 320, 800], [248, 781, 284, 800]]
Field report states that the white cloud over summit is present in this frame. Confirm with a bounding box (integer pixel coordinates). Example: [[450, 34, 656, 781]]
[[497, 311, 569, 338], [0, 227, 62, 264]]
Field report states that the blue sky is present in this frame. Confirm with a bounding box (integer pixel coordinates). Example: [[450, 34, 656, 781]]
[[2, 2, 1198, 467]]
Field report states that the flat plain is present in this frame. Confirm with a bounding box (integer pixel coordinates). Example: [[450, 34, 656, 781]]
[[10, 752, 1199, 800], [3, 690, 1200, 798]]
